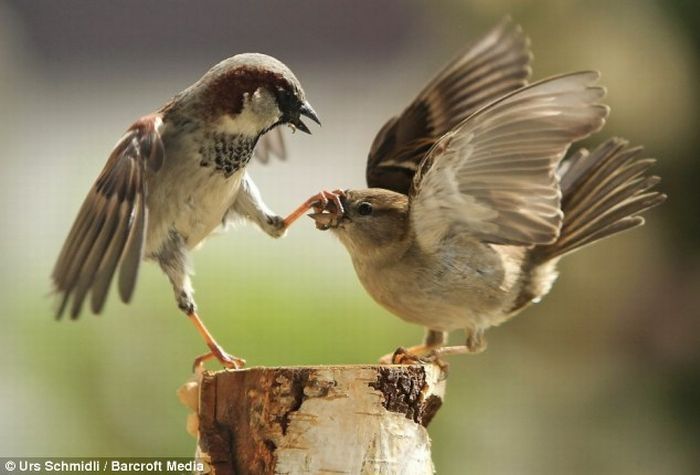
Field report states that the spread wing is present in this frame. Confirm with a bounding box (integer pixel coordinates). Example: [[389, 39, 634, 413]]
[[254, 126, 286, 163], [52, 114, 165, 318], [366, 18, 532, 194], [409, 72, 609, 252]]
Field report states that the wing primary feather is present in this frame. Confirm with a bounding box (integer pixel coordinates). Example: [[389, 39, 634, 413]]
[[70, 196, 123, 318], [89, 160, 139, 314], [59, 194, 110, 305], [52, 190, 100, 289], [90, 200, 132, 313], [118, 184, 146, 304]]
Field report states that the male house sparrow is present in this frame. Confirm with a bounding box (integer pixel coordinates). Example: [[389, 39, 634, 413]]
[[306, 24, 665, 362], [52, 53, 319, 368]]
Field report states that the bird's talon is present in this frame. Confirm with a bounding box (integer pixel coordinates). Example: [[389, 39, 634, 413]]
[[378, 348, 399, 365], [391, 346, 407, 364], [378, 346, 450, 370], [192, 352, 212, 372], [314, 190, 345, 215], [192, 349, 246, 372], [219, 351, 246, 370], [379, 346, 416, 365]]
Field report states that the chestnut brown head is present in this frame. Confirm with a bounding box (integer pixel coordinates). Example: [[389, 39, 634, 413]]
[[189, 53, 320, 135]]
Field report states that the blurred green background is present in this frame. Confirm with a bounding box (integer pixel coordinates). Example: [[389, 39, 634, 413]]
[[1, 0, 699, 473]]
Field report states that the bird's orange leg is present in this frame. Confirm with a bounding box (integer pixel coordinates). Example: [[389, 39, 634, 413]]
[[188, 311, 246, 370], [430, 345, 476, 358], [283, 189, 345, 228], [426, 331, 487, 358]]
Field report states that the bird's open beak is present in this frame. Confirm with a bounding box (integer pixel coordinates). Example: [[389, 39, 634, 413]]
[[291, 101, 320, 134], [308, 212, 339, 230]]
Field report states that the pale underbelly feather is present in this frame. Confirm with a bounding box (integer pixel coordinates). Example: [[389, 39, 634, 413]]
[[145, 155, 243, 255], [352, 243, 519, 332], [177, 169, 242, 248]]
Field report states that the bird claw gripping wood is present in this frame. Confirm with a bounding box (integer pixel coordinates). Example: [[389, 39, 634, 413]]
[[384, 346, 450, 375], [191, 344, 247, 372]]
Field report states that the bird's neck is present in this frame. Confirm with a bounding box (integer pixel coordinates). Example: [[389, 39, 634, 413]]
[[341, 228, 414, 268]]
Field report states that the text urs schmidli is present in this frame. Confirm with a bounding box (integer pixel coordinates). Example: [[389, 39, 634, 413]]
[[2, 458, 205, 473]]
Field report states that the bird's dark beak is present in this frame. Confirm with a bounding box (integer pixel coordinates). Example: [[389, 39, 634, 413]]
[[300, 101, 321, 125], [291, 101, 320, 134]]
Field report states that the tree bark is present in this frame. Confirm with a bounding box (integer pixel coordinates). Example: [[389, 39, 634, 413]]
[[182, 364, 446, 475]]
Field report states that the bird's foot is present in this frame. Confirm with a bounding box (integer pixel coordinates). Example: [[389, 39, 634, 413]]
[[307, 189, 346, 230], [379, 346, 437, 364], [186, 310, 246, 372], [192, 345, 246, 372], [263, 214, 287, 238], [378, 346, 412, 365], [283, 189, 345, 229], [314, 189, 346, 214], [380, 346, 450, 373]]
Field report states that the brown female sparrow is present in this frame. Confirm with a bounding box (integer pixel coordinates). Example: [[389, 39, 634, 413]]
[[52, 53, 320, 369], [303, 23, 666, 363]]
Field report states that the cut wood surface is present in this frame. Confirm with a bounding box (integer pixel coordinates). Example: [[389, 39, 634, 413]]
[[181, 364, 447, 475]]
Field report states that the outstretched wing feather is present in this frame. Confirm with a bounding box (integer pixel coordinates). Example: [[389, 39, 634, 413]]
[[366, 18, 532, 194], [51, 115, 163, 318], [409, 72, 608, 251]]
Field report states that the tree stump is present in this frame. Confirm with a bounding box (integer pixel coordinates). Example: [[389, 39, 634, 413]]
[[180, 364, 446, 474]]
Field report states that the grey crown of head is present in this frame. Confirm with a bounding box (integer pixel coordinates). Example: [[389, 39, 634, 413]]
[[186, 53, 316, 130], [203, 53, 306, 106], [208, 53, 304, 95]]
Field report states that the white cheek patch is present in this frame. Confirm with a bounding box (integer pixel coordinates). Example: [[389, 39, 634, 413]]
[[215, 87, 282, 137], [250, 88, 279, 116]]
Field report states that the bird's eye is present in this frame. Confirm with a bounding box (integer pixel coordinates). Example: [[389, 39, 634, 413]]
[[357, 202, 373, 216]]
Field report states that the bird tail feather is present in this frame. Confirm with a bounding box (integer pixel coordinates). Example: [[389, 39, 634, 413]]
[[532, 137, 666, 262]]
